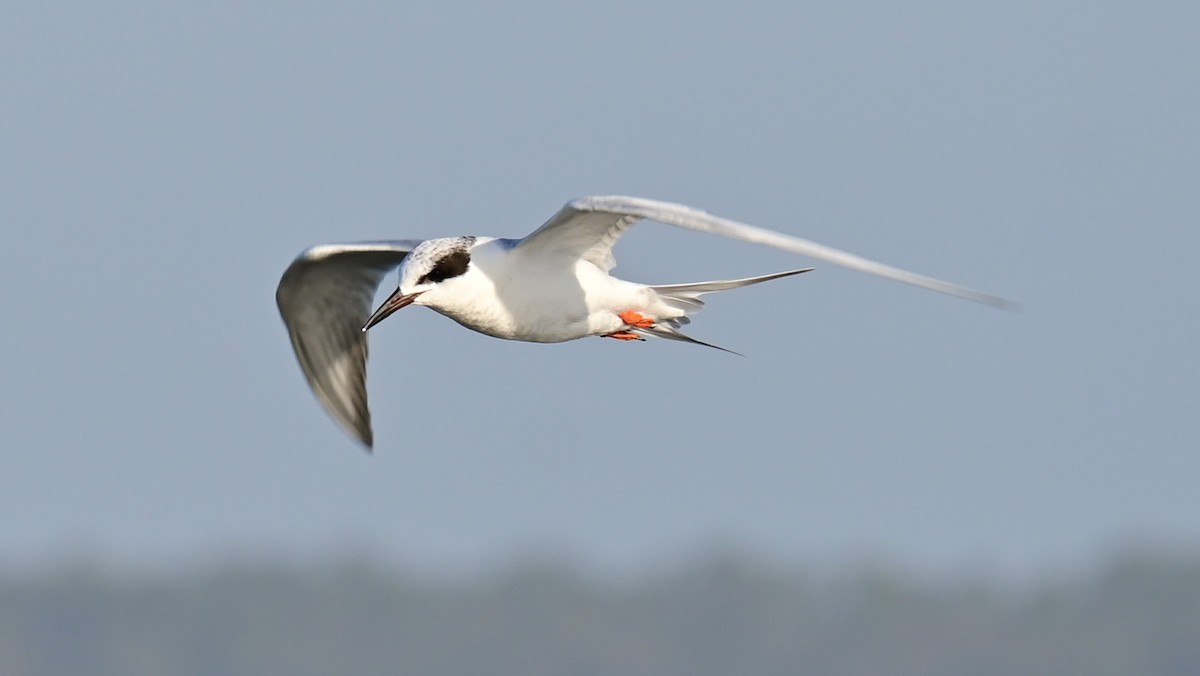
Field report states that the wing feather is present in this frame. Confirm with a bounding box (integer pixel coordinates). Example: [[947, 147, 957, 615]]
[[517, 196, 1014, 308], [275, 241, 420, 448], [515, 206, 639, 271]]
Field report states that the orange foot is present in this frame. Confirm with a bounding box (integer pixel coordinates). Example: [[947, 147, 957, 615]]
[[618, 310, 656, 329], [604, 331, 643, 341]]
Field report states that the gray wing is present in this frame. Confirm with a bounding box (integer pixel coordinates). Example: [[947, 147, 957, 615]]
[[276, 241, 420, 449], [516, 196, 1014, 308]]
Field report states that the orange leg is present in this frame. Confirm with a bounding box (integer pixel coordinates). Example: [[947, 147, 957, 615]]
[[602, 310, 656, 341], [618, 310, 656, 329]]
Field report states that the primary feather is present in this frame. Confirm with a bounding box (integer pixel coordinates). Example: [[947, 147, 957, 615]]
[[276, 241, 419, 447]]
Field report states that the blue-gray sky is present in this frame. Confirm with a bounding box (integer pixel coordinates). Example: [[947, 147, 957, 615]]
[[2, 1, 1197, 578]]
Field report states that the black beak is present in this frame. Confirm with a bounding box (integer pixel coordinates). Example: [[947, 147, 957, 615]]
[[362, 288, 423, 332]]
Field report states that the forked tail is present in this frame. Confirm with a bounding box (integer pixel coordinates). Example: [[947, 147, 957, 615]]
[[642, 268, 812, 353]]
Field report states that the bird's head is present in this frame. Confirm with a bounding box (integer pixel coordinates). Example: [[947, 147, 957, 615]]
[[363, 236, 477, 331]]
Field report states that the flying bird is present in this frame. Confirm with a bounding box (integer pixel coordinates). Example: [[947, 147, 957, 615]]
[[277, 195, 1012, 448]]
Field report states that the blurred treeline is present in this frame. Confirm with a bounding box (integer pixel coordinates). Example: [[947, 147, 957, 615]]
[[2, 550, 1198, 675]]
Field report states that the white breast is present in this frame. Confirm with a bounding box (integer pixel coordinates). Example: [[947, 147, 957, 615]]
[[420, 241, 662, 343]]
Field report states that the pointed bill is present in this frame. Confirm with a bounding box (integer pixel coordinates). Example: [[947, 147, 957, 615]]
[[363, 288, 423, 332]]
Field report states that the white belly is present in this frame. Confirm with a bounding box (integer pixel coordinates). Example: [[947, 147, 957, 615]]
[[427, 258, 671, 343]]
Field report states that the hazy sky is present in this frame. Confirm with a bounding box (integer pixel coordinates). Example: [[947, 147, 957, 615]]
[[2, 1, 1197, 579]]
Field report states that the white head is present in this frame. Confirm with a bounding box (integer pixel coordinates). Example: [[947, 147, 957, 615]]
[[362, 237, 477, 331]]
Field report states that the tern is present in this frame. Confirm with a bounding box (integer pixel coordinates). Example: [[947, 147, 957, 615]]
[[277, 195, 1011, 448]]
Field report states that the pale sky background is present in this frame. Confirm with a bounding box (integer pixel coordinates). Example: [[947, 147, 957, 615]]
[[2, 1, 1197, 580]]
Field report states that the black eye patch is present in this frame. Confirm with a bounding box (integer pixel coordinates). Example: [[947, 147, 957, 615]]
[[418, 250, 471, 285]]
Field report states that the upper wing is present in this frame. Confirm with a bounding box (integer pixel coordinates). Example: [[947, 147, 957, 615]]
[[275, 241, 420, 449], [514, 199, 642, 271], [516, 196, 1015, 308]]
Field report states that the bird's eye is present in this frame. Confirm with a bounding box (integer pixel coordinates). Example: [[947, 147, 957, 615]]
[[417, 250, 471, 285]]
